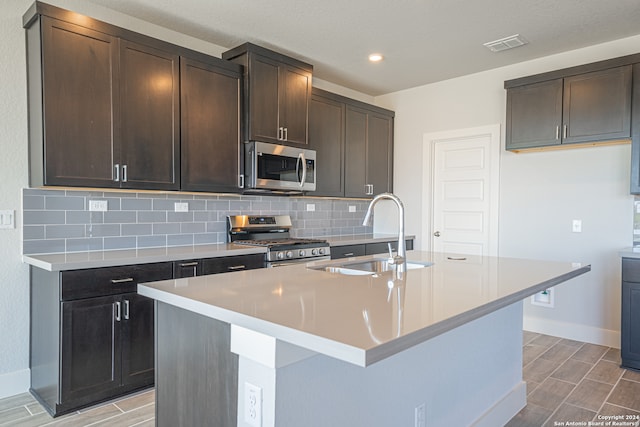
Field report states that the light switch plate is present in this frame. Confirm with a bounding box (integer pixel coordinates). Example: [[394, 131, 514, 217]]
[[0, 210, 15, 229]]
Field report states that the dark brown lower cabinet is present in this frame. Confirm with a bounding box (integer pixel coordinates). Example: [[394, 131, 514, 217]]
[[30, 262, 172, 416], [622, 258, 640, 370]]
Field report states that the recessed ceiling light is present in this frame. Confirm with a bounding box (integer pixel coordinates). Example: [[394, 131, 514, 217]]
[[368, 53, 384, 62], [483, 34, 528, 52]]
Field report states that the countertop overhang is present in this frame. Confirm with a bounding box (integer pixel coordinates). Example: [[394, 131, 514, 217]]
[[138, 251, 590, 367]]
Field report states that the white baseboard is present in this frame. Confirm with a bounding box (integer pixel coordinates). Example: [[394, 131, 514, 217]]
[[523, 316, 621, 349], [472, 381, 526, 427], [0, 369, 30, 399]]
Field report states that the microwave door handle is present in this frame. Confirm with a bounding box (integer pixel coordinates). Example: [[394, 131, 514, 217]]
[[298, 153, 307, 187]]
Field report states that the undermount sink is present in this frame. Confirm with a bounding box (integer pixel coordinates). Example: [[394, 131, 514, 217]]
[[309, 258, 432, 275]]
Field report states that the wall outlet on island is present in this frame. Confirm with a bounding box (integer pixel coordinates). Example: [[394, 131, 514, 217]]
[[531, 288, 554, 308], [244, 382, 262, 427], [415, 403, 426, 427]]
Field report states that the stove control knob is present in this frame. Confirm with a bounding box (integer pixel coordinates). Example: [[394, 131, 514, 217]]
[[311, 249, 318, 256], [318, 248, 325, 255], [299, 250, 306, 257], [286, 251, 293, 259], [277, 252, 285, 260]]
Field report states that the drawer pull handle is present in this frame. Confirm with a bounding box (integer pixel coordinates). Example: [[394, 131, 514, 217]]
[[343, 253, 354, 257], [114, 301, 121, 322], [111, 277, 134, 284], [228, 265, 246, 270], [447, 256, 467, 261], [179, 262, 198, 267], [123, 300, 130, 320]]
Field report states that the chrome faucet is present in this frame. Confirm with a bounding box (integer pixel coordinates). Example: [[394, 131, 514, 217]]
[[362, 193, 406, 265]]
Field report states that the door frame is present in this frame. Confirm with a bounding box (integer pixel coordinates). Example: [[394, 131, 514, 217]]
[[421, 124, 501, 255]]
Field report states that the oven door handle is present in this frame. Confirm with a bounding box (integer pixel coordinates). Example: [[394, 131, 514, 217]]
[[296, 152, 307, 188]]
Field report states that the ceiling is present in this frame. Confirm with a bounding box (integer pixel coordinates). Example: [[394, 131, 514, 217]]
[[86, 0, 640, 96]]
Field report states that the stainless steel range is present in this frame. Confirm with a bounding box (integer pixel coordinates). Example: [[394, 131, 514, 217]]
[[227, 215, 331, 267]]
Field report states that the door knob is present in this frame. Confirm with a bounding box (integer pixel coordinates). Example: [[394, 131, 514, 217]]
[[433, 231, 441, 237]]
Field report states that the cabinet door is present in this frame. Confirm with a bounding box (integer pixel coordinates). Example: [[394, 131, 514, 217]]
[[119, 40, 180, 190], [622, 281, 640, 369], [563, 66, 632, 145], [181, 57, 242, 192], [40, 17, 118, 188], [61, 295, 120, 402], [121, 293, 155, 388], [280, 65, 311, 145], [505, 79, 563, 150], [249, 55, 280, 143], [309, 93, 345, 197], [202, 254, 265, 275], [345, 106, 368, 198], [367, 113, 393, 195]]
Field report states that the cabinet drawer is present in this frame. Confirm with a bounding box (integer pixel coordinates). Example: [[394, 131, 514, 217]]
[[61, 262, 173, 301], [201, 254, 265, 275], [365, 239, 414, 255], [622, 258, 640, 283], [330, 244, 366, 259]]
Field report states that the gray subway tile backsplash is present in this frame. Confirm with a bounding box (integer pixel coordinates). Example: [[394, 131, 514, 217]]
[[22, 188, 374, 254]]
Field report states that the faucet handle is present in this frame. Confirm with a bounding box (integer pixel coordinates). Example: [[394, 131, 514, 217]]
[[387, 242, 395, 262]]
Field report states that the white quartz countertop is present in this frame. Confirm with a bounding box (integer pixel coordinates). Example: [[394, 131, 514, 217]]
[[22, 235, 414, 271], [138, 251, 590, 367], [620, 247, 640, 258], [22, 243, 266, 271]]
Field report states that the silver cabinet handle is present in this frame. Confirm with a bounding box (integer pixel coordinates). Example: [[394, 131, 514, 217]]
[[555, 126, 560, 140], [447, 256, 467, 261], [179, 262, 198, 267], [283, 127, 288, 141], [123, 300, 130, 320], [122, 164, 128, 182], [343, 253, 354, 257], [562, 124, 567, 139], [111, 277, 134, 284], [278, 127, 284, 140], [238, 174, 244, 188], [227, 265, 246, 270], [434, 231, 441, 237], [114, 164, 120, 182], [114, 301, 121, 322]]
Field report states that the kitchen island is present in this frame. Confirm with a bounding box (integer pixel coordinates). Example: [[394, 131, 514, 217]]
[[138, 251, 590, 427]]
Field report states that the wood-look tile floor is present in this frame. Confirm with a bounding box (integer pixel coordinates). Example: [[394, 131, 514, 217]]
[[1, 331, 639, 427], [0, 388, 154, 427], [507, 331, 640, 427]]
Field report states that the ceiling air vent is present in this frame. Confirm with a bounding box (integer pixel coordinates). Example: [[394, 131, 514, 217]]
[[483, 34, 528, 52]]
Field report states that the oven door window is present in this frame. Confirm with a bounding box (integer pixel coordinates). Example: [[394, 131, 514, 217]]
[[257, 154, 314, 185]]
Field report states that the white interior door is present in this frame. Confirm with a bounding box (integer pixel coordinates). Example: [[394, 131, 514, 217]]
[[423, 125, 500, 256]]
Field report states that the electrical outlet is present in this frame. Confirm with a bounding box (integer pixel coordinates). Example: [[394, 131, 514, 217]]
[[531, 288, 554, 308], [306, 203, 315, 212], [244, 382, 262, 427], [415, 403, 426, 427], [349, 205, 357, 213], [89, 200, 108, 212], [174, 202, 189, 212]]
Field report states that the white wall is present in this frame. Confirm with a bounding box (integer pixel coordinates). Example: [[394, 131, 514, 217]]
[[376, 36, 640, 346]]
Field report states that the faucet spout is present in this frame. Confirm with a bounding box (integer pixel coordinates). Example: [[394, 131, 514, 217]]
[[362, 193, 406, 263]]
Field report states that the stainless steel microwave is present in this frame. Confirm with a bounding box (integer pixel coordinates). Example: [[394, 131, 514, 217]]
[[245, 141, 316, 193]]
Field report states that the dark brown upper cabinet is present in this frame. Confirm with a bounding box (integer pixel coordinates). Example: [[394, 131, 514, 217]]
[[180, 55, 243, 193], [119, 40, 180, 190], [26, 9, 180, 190], [505, 64, 632, 151], [223, 43, 313, 146], [309, 88, 394, 198], [309, 89, 345, 197], [345, 105, 394, 198]]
